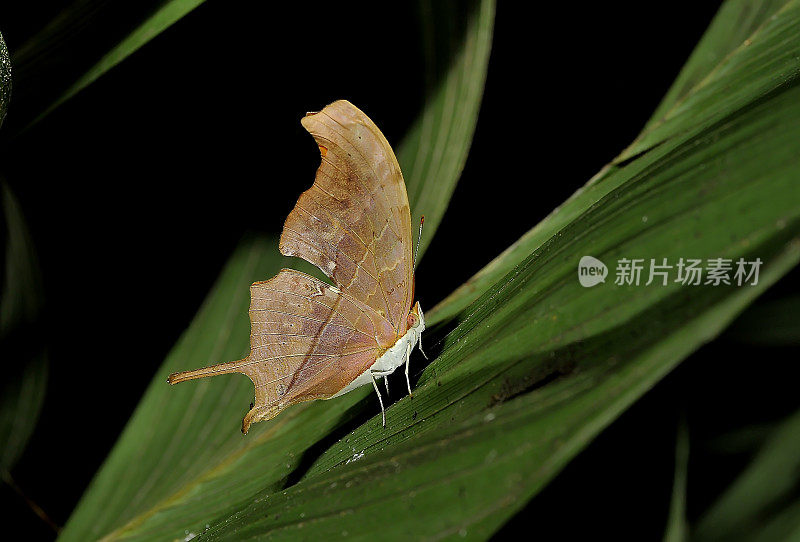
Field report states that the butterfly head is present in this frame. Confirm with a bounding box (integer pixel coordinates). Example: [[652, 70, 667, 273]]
[[407, 301, 426, 333]]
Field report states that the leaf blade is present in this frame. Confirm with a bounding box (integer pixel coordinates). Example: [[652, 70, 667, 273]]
[[644, 0, 788, 131], [201, 240, 800, 540], [663, 417, 690, 542], [429, 0, 800, 324], [695, 408, 800, 541], [22, 0, 206, 127], [0, 182, 48, 472], [399, 0, 495, 260]]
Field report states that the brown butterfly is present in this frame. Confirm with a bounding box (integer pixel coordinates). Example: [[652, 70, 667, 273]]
[[168, 100, 426, 433]]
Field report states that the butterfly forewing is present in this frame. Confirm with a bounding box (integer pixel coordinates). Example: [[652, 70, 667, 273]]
[[280, 100, 414, 334]]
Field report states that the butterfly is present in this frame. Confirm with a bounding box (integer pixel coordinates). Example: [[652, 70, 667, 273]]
[[168, 100, 426, 433]]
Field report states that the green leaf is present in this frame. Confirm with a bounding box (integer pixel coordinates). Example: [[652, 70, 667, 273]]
[[616, 0, 800, 164], [399, 0, 494, 260], [200, 245, 799, 540], [24, 0, 206, 127], [428, 0, 800, 324], [644, 0, 787, 131], [694, 409, 800, 541], [58, 2, 495, 540], [0, 182, 48, 472], [664, 417, 689, 542], [751, 503, 800, 542]]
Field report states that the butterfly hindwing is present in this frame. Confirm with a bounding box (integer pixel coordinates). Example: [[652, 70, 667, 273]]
[[239, 269, 396, 432]]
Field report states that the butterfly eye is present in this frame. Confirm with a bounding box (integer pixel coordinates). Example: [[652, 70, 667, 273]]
[[407, 313, 418, 327]]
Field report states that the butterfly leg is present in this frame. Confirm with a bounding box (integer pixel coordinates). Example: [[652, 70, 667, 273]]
[[405, 342, 416, 397], [418, 333, 429, 360], [370, 370, 387, 427], [384, 375, 390, 398]]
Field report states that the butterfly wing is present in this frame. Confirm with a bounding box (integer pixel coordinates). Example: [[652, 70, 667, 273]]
[[243, 269, 395, 432], [169, 269, 396, 433], [280, 100, 414, 336], [168, 101, 415, 433]]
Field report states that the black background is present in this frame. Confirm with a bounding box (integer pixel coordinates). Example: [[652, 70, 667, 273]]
[[2, 1, 798, 540]]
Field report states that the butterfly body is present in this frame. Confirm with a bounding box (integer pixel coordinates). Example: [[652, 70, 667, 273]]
[[329, 302, 425, 400], [168, 100, 424, 433]]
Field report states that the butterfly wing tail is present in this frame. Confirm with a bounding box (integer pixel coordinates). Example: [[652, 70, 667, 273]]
[[242, 403, 284, 434], [167, 358, 249, 385]]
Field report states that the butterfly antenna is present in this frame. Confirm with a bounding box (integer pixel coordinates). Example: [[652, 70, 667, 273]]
[[413, 215, 425, 270]]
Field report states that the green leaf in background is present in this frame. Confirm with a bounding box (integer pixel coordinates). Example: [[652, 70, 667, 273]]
[[58, 1, 495, 539], [18, 0, 206, 128], [400, 0, 494, 260], [694, 409, 800, 541], [0, 36, 53, 530], [663, 417, 689, 542], [643, 0, 787, 131], [1, 40, 47, 473], [428, 0, 800, 324], [1, 182, 53, 534], [615, 1, 800, 164], [43, 0, 205, 117], [0, 183, 48, 472]]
